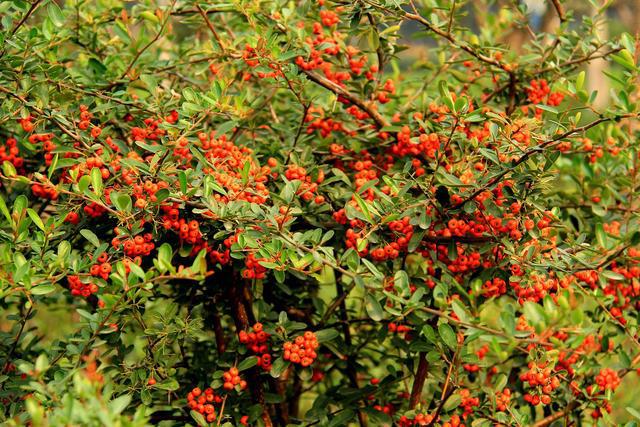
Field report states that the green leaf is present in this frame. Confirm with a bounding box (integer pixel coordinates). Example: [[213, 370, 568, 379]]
[[602, 270, 625, 281], [576, 71, 585, 91], [216, 120, 237, 136], [139, 10, 160, 24], [190, 410, 208, 426], [595, 223, 607, 248], [0, 195, 11, 223], [523, 301, 546, 326], [155, 379, 179, 391], [328, 410, 355, 427], [31, 284, 56, 295], [238, 356, 258, 371], [451, 299, 470, 323], [91, 167, 103, 196], [178, 171, 187, 194], [394, 270, 410, 295], [627, 407, 640, 420], [26, 208, 45, 231], [48, 2, 64, 27], [365, 293, 384, 321], [438, 323, 457, 350], [269, 357, 290, 378], [128, 262, 146, 280], [80, 229, 100, 247], [112, 192, 132, 212], [157, 243, 173, 272], [611, 50, 637, 71], [443, 393, 462, 411], [108, 395, 131, 415], [352, 193, 373, 224], [315, 328, 339, 343], [535, 104, 558, 114], [2, 160, 17, 177]]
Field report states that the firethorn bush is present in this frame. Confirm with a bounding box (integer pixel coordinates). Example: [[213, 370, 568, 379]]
[[2, 0, 640, 425]]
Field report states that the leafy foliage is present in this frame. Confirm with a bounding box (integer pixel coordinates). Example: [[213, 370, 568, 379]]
[[1, 0, 640, 426]]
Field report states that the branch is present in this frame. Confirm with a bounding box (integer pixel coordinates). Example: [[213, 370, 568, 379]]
[[301, 70, 389, 128], [336, 282, 368, 427], [426, 342, 460, 427], [104, 0, 176, 89], [212, 309, 226, 355], [420, 307, 543, 347], [403, 12, 504, 69], [0, 85, 85, 145], [532, 401, 580, 427], [459, 116, 630, 206], [228, 274, 273, 427], [548, 0, 566, 23], [537, 47, 623, 74], [196, 4, 226, 50], [409, 352, 429, 408], [12, 0, 43, 36], [366, 13, 385, 77], [1, 306, 33, 374]]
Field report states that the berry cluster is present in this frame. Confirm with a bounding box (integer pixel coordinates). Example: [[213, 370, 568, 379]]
[[388, 322, 412, 340], [19, 115, 34, 132], [521, 362, 560, 405], [31, 182, 58, 200], [398, 413, 435, 426], [459, 388, 479, 418], [199, 133, 271, 204], [284, 165, 325, 204], [68, 275, 98, 298], [0, 137, 24, 170], [242, 253, 268, 280], [593, 368, 621, 392], [112, 233, 155, 258], [525, 79, 564, 107], [482, 277, 507, 298], [132, 179, 169, 209], [186, 387, 222, 423], [392, 127, 441, 159], [495, 388, 511, 411], [238, 323, 272, 371], [89, 257, 112, 280], [283, 331, 318, 367], [222, 367, 247, 391]]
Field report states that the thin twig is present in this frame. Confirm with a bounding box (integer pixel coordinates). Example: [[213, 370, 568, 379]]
[[196, 4, 226, 50], [104, 0, 177, 89], [301, 70, 389, 128]]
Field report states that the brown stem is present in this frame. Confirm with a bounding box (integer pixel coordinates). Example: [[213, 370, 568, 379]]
[[426, 341, 461, 427], [196, 4, 226, 50], [532, 401, 579, 427], [274, 366, 291, 424], [104, 0, 176, 89], [366, 13, 385, 77], [1, 305, 33, 374], [228, 278, 273, 427], [11, 0, 43, 36], [506, 72, 517, 116], [289, 374, 303, 418], [459, 116, 630, 206], [301, 70, 389, 129], [548, 0, 567, 23], [336, 282, 368, 427], [403, 11, 504, 69], [409, 352, 429, 409], [211, 309, 226, 355]]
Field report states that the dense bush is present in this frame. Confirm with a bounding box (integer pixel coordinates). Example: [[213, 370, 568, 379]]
[[1, 0, 640, 425]]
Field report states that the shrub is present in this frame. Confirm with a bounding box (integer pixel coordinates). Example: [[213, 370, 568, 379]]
[[1, 0, 639, 426]]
